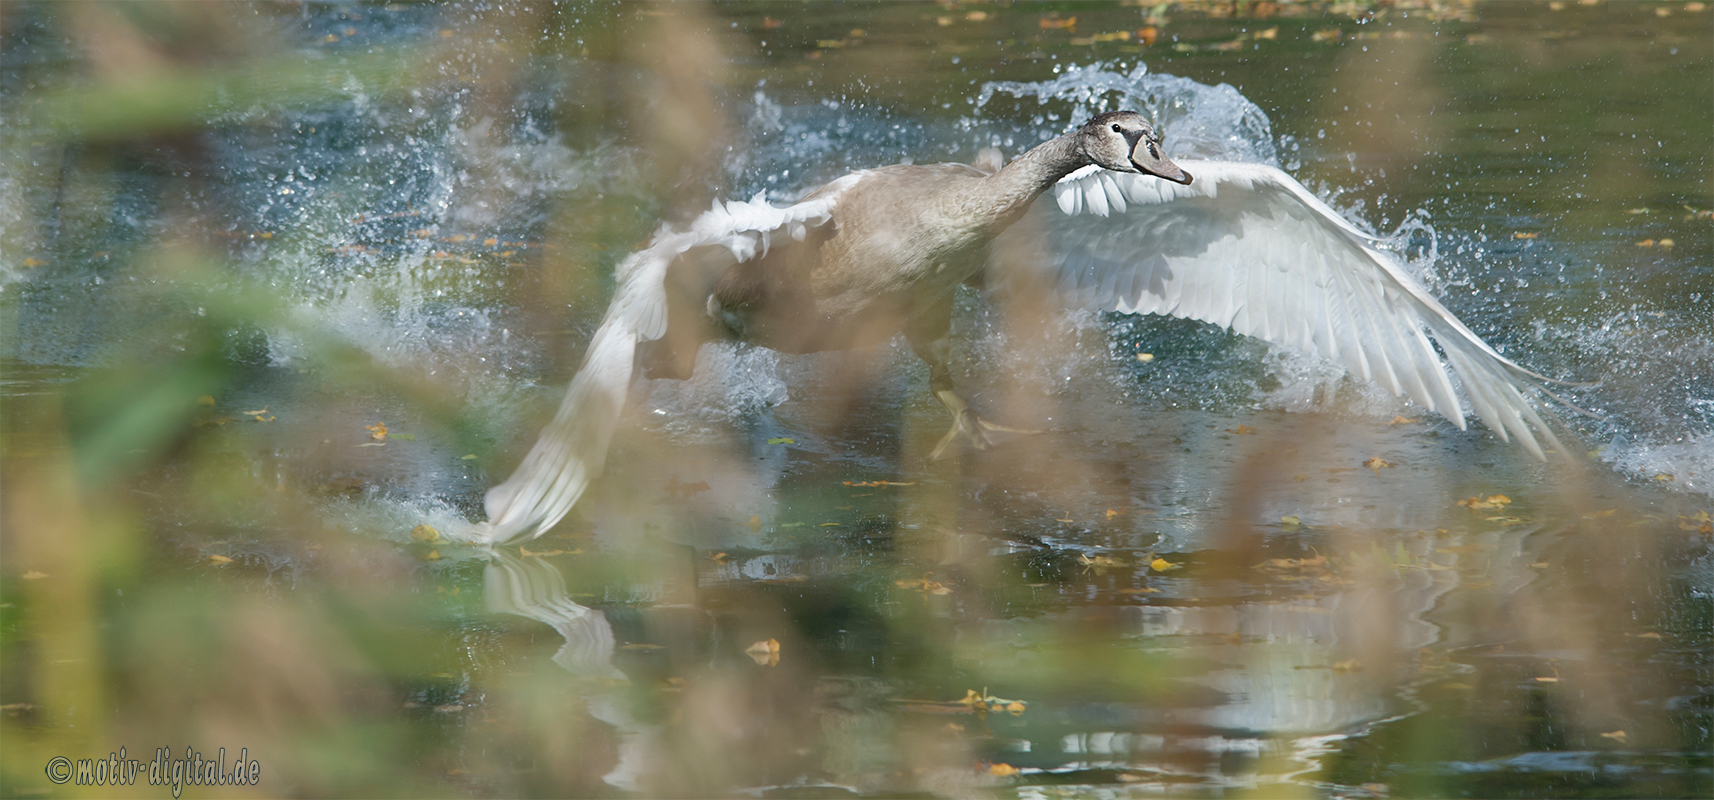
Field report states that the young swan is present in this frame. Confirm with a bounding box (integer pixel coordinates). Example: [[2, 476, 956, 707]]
[[469, 111, 1191, 544], [471, 106, 1572, 546]]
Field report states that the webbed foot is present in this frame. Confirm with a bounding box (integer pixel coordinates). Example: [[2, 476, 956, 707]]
[[928, 390, 1041, 461]]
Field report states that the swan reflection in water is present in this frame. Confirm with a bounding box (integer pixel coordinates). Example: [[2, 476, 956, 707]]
[[482, 550, 651, 791], [480, 517, 1560, 796]]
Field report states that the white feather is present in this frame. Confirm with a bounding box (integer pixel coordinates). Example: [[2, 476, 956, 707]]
[[1030, 159, 1563, 457], [464, 174, 867, 544]]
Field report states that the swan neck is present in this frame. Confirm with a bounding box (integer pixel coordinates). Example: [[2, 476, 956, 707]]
[[1007, 131, 1092, 186], [982, 132, 1090, 220]]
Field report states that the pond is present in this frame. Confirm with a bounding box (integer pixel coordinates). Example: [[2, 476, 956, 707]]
[[2, 1, 1710, 797]]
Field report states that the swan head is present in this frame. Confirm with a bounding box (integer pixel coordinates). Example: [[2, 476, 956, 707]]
[[1080, 111, 1192, 185]]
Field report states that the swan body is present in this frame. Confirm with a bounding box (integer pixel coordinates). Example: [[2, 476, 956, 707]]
[[464, 112, 1562, 545]]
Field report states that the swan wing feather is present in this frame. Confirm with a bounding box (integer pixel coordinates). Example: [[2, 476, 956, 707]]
[[1033, 159, 1562, 457], [466, 176, 863, 543]]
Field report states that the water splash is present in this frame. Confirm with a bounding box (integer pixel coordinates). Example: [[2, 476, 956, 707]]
[[976, 61, 1281, 165]]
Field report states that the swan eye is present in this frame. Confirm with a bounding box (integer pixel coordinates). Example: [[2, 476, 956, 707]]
[[1148, 142, 1160, 158], [1110, 124, 1123, 133]]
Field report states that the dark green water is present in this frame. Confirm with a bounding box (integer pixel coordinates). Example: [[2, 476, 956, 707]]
[[2, 2, 1709, 798]]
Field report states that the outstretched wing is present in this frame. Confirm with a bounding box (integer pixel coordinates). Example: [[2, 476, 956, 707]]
[[1024, 159, 1566, 457], [465, 175, 866, 544]]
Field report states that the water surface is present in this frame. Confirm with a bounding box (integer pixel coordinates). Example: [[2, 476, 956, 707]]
[[2, 2, 1710, 798]]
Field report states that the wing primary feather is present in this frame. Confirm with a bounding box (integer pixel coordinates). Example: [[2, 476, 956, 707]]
[[1442, 347, 1512, 444], [1251, 238, 1271, 340], [1326, 253, 1375, 382]]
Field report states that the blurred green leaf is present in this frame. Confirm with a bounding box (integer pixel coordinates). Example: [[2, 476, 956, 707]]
[[34, 50, 424, 140]]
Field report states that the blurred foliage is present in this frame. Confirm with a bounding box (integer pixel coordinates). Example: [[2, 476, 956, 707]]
[[2, 2, 1710, 798]]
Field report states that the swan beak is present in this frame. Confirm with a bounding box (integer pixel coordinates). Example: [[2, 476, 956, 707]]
[[1131, 142, 1193, 185]]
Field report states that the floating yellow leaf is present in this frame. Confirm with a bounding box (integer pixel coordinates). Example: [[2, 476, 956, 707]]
[[412, 524, 441, 542], [987, 762, 1020, 777], [1227, 424, 1256, 435], [1599, 730, 1628, 742], [709, 552, 729, 563], [1512, 232, 1538, 239], [1259, 554, 1328, 571], [423, 549, 441, 561], [1534, 676, 1558, 683], [896, 573, 952, 595], [663, 476, 710, 499], [1055, 517, 1074, 523], [746, 515, 761, 531], [21, 570, 47, 580], [1636, 239, 1656, 248], [1078, 553, 1125, 570], [1280, 515, 1301, 530], [1150, 557, 1179, 572], [1654, 473, 1674, 482], [1070, 29, 1133, 45], [1005, 701, 1026, 715], [1659, 238, 1674, 248], [1105, 508, 1123, 519], [1457, 494, 1512, 510], [1136, 352, 1154, 362], [460, 454, 478, 460], [196, 395, 216, 406], [1389, 415, 1420, 424], [1363, 457, 1394, 474], [745, 638, 781, 666], [1332, 659, 1363, 673], [766, 437, 795, 445], [21, 257, 46, 268], [520, 545, 574, 557], [1038, 15, 1076, 31], [367, 421, 388, 441], [206, 554, 233, 565]]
